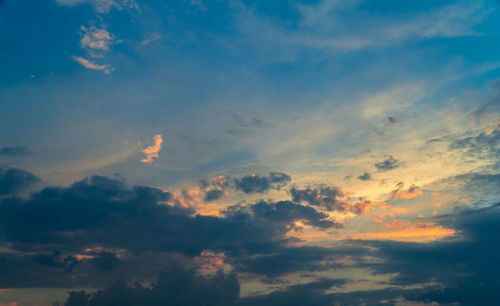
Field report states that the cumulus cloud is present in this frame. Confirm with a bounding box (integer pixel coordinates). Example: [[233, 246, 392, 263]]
[[0, 170, 348, 289], [72, 56, 113, 73], [2, 168, 496, 305], [141, 134, 163, 163]]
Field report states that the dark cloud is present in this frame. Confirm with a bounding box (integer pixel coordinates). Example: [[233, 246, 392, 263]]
[[240, 200, 342, 230], [236, 246, 348, 277], [88, 252, 121, 271], [0, 250, 131, 288], [0, 170, 346, 288], [240, 279, 347, 306], [200, 176, 231, 202], [290, 186, 343, 208], [0, 167, 40, 196], [63, 265, 240, 306], [204, 188, 225, 201], [235, 172, 291, 194], [374, 155, 401, 171], [290, 186, 377, 214], [235, 174, 271, 193], [358, 172, 371, 181], [0, 146, 32, 158], [59, 266, 428, 306], [367, 203, 500, 304], [200, 172, 291, 202], [61, 265, 352, 306]]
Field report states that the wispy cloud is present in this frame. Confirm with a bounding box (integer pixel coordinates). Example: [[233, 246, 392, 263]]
[[233, 0, 492, 53], [141, 134, 163, 163], [140, 33, 161, 46], [71, 56, 113, 73], [55, 0, 138, 13]]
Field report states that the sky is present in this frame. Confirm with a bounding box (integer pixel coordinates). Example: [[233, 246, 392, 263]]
[[1, 0, 500, 305]]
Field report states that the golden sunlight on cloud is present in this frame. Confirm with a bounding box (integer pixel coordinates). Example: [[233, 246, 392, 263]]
[[141, 134, 163, 163], [358, 222, 455, 242]]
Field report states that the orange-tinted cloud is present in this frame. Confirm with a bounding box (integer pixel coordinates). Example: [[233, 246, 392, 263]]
[[390, 184, 423, 201], [172, 188, 200, 209], [72, 56, 113, 73], [141, 134, 163, 163]]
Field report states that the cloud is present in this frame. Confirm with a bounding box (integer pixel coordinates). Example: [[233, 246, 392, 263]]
[[61, 264, 350, 306], [449, 123, 500, 160], [72, 56, 113, 73], [63, 265, 239, 306], [234, 172, 291, 194], [389, 184, 423, 201], [200, 173, 291, 202], [358, 172, 371, 181], [240, 279, 347, 306], [290, 186, 385, 215], [80, 26, 114, 52], [233, 0, 492, 56], [365, 203, 500, 304], [55, 0, 138, 13], [0, 146, 32, 158], [0, 168, 40, 196], [200, 176, 232, 202], [374, 155, 401, 172], [141, 134, 163, 163], [231, 200, 342, 230], [360, 222, 455, 243], [0, 170, 348, 288], [140, 33, 161, 46]]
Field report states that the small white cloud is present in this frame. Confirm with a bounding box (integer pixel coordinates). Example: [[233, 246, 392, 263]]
[[72, 56, 113, 73], [141, 134, 164, 163], [80, 26, 113, 52]]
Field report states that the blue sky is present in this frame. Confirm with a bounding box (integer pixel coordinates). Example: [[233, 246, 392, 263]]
[[1, 0, 500, 305]]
